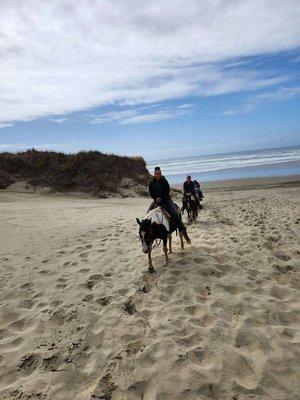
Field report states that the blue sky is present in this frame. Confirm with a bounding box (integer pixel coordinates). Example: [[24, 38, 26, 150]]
[[0, 1, 300, 161]]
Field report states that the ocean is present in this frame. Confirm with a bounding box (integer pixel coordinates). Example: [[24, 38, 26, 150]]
[[147, 146, 300, 184]]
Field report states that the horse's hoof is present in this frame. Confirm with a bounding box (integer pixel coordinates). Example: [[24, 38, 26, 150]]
[[148, 266, 155, 274]]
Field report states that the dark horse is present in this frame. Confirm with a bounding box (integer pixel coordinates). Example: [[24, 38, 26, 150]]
[[136, 205, 186, 273], [182, 193, 198, 223]]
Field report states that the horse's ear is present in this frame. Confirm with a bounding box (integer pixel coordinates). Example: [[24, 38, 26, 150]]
[[136, 218, 141, 225]]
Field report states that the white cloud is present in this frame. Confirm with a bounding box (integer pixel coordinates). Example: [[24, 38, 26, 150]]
[[120, 111, 178, 125], [49, 117, 68, 124], [0, 123, 13, 129], [254, 86, 300, 102], [222, 86, 300, 115], [90, 104, 191, 125], [0, 142, 73, 151], [0, 0, 300, 123], [90, 110, 138, 125], [177, 104, 194, 109], [291, 55, 300, 63], [0, 143, 14, 149]]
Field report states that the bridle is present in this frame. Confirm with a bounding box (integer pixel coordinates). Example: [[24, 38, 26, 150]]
[[139, 223, 161, 250], [139, 227, 153, 250]]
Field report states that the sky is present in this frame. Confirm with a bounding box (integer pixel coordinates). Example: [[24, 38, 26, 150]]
[[0, 0, 300, 161]]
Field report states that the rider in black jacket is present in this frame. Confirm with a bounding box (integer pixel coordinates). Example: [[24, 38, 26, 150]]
[[148, 167, 190, 240], [149, 174, 171, 203], [183, 177, 195, 195], [183, 175, 201, 208]]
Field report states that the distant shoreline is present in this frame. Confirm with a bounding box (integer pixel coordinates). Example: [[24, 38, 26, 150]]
[[172, 174, 300, 192], [148, 146, 300, 184]]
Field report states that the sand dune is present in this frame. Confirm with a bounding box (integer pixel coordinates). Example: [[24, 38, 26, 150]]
[[0, 183, 299, 399]]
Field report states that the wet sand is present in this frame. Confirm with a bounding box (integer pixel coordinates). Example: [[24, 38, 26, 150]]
[[0, 177, 299, 399]]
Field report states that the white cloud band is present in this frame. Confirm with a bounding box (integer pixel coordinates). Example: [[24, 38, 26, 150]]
[[0, 0, 300, 123]]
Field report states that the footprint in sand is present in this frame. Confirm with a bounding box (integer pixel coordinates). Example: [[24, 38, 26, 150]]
[[194, 257, 205, 264], [126, 339, 144, 356], [231, 352, 259, 391], [56, 283, 67, 289], [19, 299, 34, 309], [95, 296, 112, 306], [79, 268, 90, 273], [19, 354, 43, 374], [82, 293, 94, 302], [176, 331, 203, 347], [223, 285, 243, 295], [49, 299, 62, 307], [20, 281, 35, 290], [49, 309, 67, 325], [63, 261, 71, 268], [85, 274, 102, 289], [38, 269, 50, 275]]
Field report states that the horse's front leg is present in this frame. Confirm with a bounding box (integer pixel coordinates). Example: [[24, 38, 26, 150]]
[[168, 234, 172, 254], [163, 236, 169, 265], [148, 250, 155, 273]]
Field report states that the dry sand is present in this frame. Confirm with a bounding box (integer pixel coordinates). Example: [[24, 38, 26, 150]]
[[0, 178, 299, 400]]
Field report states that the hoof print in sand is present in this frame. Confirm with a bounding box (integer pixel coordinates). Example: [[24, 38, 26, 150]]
[[123, 299, 136, 315]]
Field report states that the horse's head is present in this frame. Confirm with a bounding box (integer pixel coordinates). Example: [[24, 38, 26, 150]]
[[136, 218, 153, 254], [184, 193, 193, 208]]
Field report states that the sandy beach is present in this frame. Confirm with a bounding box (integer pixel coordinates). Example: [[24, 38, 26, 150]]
[[0, 177, 299, 400]]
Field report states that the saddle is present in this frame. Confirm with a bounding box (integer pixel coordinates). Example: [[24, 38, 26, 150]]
[[156, 203, 181, 221], [156, 206, 172, 221]]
